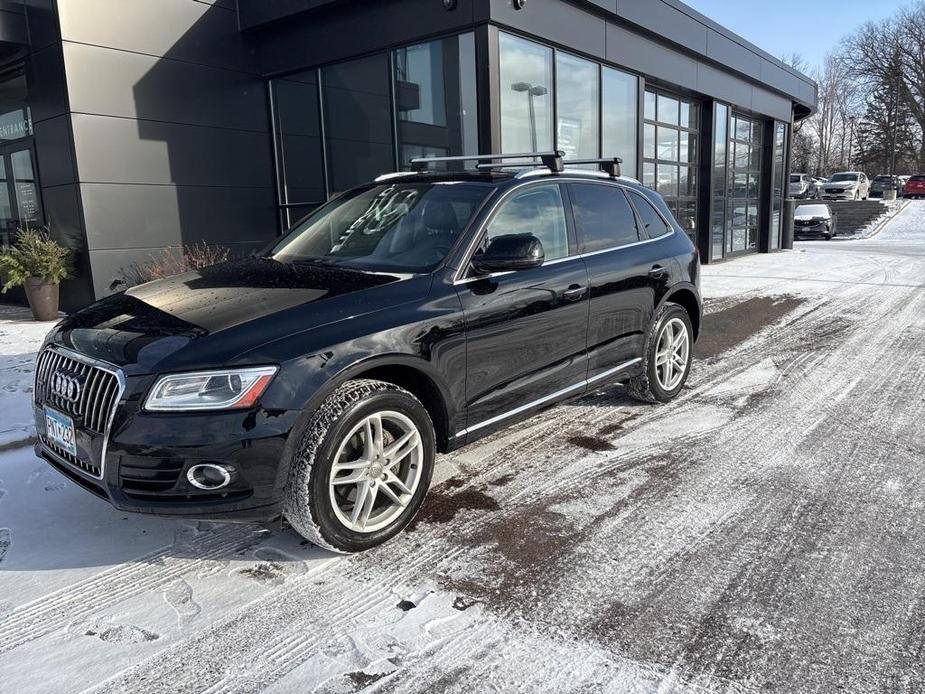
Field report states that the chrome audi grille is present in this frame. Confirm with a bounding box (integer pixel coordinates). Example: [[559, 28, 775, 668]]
[[35, 347, 124, 478], [35, 349, 120, 433]]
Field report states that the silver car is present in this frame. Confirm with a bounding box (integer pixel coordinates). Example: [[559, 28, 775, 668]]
[[820, 172, 869, 201], [789, 173, 819, 199]]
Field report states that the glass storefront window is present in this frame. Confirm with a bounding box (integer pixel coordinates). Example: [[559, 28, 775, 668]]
[[728, 113, 762, 253], [270, 71, 325, 228], [322, 54, 395, 196], [394, 33, 478, 168], [555, 52, 599, 160], [643, 88, 699, 242], [602, 67, 637, 173], [500, 33, 554, 153], [711, 102, 729, 261], [770, 121, 787, 250]]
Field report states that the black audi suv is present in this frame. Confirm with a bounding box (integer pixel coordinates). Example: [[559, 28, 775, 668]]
[[33, 153, 701, 553]]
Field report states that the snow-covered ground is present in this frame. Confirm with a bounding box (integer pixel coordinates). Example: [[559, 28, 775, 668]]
[[0, 305, 55, 449], [2, 203, 925, 693]]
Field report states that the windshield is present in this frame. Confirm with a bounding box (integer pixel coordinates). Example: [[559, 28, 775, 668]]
[[873, 176, 893, 183], [910, 175, 925, 181], [829, 173, 860, 182], [269, 182, 493, 273], [796, 204, 829, 217], [790, 175, 803, 183]]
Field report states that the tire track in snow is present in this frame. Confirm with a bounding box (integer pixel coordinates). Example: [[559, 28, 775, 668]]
[[0, 524, 267, 654]]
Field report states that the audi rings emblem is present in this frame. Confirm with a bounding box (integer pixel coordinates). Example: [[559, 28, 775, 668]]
[[51, 371, 83, 403]]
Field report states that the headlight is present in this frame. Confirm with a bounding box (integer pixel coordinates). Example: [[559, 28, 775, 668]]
[[144, 366, 278, 412]]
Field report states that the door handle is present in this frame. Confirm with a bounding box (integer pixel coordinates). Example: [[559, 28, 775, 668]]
[[649, 265, 668, 279], [562, 284, 587, 301]]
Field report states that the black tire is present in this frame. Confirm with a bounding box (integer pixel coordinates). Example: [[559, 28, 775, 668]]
[[626, 303, 694, 404], [284, 379, 435, 553]]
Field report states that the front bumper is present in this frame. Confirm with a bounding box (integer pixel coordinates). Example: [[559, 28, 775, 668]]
[[793, 223, 831, 239], [821, 190, 856, 200], [34, 393, 300, 521]]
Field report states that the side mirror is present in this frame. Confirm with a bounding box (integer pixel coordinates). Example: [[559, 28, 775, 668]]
[[471, 234, 545, 274]]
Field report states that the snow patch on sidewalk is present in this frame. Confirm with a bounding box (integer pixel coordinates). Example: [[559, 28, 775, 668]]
[[0, 305, 56, 447]]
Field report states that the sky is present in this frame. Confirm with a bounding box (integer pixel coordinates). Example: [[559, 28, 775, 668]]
[[683, 0, 908, 73]]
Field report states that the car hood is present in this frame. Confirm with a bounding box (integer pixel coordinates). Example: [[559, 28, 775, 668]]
[[794, 214, 829, 222], [823, 182, 856, 189], [49, 258, 424, 374]]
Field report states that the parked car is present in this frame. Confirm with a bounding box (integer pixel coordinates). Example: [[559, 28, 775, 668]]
[[898, 175, 911, 195], [904, 175, 925, 199], [813, 177, 828, 189], [793, 203, 835, 240], [869, 175, 902, 198], [31, 154, 702, 553], [789, 173, 819, 199], [820, 172, 870, 201]]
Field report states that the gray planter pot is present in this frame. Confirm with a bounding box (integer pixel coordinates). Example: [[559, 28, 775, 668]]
[[23, 277, 60, 321]]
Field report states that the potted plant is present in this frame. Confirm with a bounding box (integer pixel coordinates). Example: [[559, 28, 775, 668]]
[[0, 228, 71, 321]]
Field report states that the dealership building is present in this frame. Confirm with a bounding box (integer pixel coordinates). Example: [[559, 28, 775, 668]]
[[0, 0, 816, 309]]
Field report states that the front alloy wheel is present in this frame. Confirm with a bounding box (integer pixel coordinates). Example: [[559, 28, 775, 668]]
[[329, 411, 424, 533], [284, 379, 435, 553]]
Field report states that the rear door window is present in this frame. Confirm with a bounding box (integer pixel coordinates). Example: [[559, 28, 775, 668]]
[[628, 191, 672, 239], [568, 183, 640, 253]]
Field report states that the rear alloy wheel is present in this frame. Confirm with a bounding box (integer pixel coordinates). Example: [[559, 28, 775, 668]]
[[627, 303, 694, 404], [284, 379, 435, 553]]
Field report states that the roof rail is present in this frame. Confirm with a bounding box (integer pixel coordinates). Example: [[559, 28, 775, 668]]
[[561, 157, 623, 178], [410, 151, 565, 174]]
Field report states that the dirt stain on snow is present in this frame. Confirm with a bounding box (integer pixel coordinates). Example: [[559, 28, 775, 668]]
[[567, 435, 615, 452], [410, 480, 500, 528], [698, 295, 806, 359]]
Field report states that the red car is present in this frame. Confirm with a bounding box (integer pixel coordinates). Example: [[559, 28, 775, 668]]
[[905, 175, 925, 199]]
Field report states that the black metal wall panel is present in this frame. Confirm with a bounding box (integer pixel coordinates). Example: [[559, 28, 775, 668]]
[[63, 42, 269, 133], [41, 183, 95, 309], [70, 113, 273, 188], [27, 42, 68, 124], [605, 21, 699, 90], [489, 0, 606, 60], [80, 183, 277, 251], [616, 0, 708, 54], [57, 0, 251, 72], [33, 113, 77, 187], [254, 0, 483, 76]]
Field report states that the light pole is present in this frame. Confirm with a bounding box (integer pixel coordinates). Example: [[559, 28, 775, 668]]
[[511, 81, 548, 152]]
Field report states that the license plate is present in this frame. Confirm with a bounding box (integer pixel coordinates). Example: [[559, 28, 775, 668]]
[[44, 406, 77, 457]]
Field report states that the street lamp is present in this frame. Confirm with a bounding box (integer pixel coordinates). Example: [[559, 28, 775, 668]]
[[511, 81, 548, 152]]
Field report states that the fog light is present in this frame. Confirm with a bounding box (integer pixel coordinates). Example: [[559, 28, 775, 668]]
[[187, 463, 233, 490]]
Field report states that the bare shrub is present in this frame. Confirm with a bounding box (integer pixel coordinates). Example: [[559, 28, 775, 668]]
[[110, 243, 232, 291]]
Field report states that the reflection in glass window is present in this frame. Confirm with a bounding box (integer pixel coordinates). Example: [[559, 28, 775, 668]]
[[657, 94, 679, 126], [322, 54, 395, 195], [394, 33, 478, 169], [728, 112, 762, 253], [569, 183, 639, 252], [643, 89, 698, 242], [770, 122, 787, 250], [556, 52, 599, 161], [487, 184, 568, 260], [711, 103, 729, 261], [500, 33, 553, 153], [602, 67, 638, 174]]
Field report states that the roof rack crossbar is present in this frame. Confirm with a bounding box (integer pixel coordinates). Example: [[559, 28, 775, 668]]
[[562, 157, 623, 178], [410, 151, 564, 173]]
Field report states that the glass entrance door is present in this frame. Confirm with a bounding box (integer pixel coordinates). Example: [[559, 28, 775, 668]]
[[0, 144, 43, 248]]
